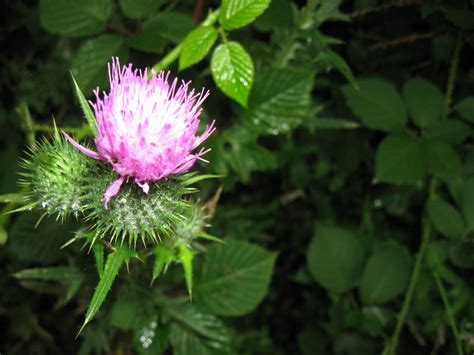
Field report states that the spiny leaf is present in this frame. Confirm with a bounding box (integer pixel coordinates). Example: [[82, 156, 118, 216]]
[[152, 245, 176, 284], [79, 246, 127, 334], [178, 243, 194, 300], [197, 232, 226, 244], [71, 73, 97, 136], [92, 242, 105, 277]]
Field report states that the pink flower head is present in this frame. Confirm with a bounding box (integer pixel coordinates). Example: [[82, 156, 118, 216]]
[[64, 57, 215, 208]]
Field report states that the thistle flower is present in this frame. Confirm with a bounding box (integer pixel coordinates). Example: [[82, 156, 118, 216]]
[[64, 57, 215, 207]]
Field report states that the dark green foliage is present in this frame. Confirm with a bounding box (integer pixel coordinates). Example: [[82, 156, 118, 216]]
[[2, 0, 474, 354]]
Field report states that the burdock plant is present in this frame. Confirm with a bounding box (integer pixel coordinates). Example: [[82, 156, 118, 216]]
[[20, 57, 219, 332]]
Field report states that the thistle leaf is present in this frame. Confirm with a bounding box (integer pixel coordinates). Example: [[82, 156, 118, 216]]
[[178, 243, 194, 300], [152, 245, 176, 284], [197, 232, 226, 244], [71, 73, 97, 136], [79, 246, 127, 334]]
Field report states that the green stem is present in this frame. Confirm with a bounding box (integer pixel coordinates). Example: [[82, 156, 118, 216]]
[[442, 33, 463, 119], [388, 218, 431, 355], [148, 8, 220, 77], [433, 271, 464, 355]]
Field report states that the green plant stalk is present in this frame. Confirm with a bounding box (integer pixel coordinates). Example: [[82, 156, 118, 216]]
[[442, 33, 463, 119], [433, 271, 464, 355], [149, 8, 220, 77], [387, 218, 431, 355]]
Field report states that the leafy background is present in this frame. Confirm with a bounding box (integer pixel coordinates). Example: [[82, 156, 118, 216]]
[[1, 0, 474, 354]]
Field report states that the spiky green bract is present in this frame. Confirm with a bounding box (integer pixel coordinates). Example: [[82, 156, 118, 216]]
[[19, 132, 95, 221], [20, 132, 217, 248]]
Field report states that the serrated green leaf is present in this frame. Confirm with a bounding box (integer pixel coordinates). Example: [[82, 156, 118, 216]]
[[317, 50, 358, 89], [359, 244, 412, 304], [71, 73, 97, 136], [375, 134, 425, 185], [71, 34, 128, 94], [92, 242, 105, 277], [118, 0, 163, 19], [403, 77, 443, 128], [168, 305, 231, 355], [178, 243, 194, 300], [342, 78, 407, 132], [428, 198, 465, 239], [455, 96, 474, 122], [179, 26, 218, 70], [196, 241, 277, 316], [219, 0, 271, 30], [244, 68, 314, 135], [211, 41, 254, 107], [307, 224, 365, 294], [421, 139, 462, 184], [40, 0, 112, 37], [152, 245, 176, 284], [79, 247, 127, 333]]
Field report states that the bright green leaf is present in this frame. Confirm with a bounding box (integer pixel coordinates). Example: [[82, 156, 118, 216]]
[[71, 74, 97, 136], [92, 242, 105, 277], [307, 224, 365, 294], [375, 134, 425, 185], [342, 78, 407, 132], [427, 198, 465, 239], [196, 241, 277, 316], [40, 0, 112, 37], [421, 139, 462, 184], [244, 68, 314, 135], [403, 77, 443, 127], [211, 41, 254, 107], [152, 245, 176, 284], [219, 0, 271, 30], [178, 243, 194, 299], [179, 26, 218, 70], [118, 0, 163, 19], [71, 35, 128, 94], [359, 244, 411, 304], [80, 247, 127, 332], [455, 97, 474, 122]]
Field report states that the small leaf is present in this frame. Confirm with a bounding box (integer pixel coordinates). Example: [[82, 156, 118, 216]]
[[71, 73, 97, 136], [312, 117, 360, 129], [79, 246, 127, 333], [455, 96, 474, 122], [211, 41, 254, 107], [196, 241, 277, 316], [359, 243, 412, 304], [40, 0, 112, 37], [342, 78, 407, 132], [179, 26, 218, 70], [375, 134, 425, 185], [152, 245, 176, 284], [307, 224, 365, 294], [178, 243, 194, 300], [197, 232, 226, 244], [316, 50, 358, 89], [427, 198, 465, 239], [244, 68, 314, 135], [219, 0, 271, 30], [421, 139, 462, 184], [71, 34, 128, 94], [403, 77, 443, 128]]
